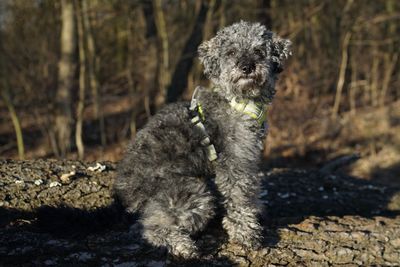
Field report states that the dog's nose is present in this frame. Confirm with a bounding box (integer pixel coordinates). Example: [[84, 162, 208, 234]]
[[241, 62, 255, 75]]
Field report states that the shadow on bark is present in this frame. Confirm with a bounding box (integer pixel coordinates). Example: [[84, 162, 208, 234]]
[[259, 169, 400, 247], [0, 204, 235, 266]]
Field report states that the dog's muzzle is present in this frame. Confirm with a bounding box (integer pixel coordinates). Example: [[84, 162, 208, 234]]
[[239, 60, 256, 75], [233, 58, 261, 85]]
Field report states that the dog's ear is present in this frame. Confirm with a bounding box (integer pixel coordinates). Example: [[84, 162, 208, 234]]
[[270, 34, 292, 74], [198, 39, 221, 80]]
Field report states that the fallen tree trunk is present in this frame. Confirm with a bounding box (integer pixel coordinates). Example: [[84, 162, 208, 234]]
[[0, 159, 399, 266]]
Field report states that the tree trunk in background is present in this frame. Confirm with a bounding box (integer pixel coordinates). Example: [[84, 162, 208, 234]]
[[55, 0, 76, 157], [166, 1, 209, 103], [203, 0, 217, 43], [186, 0, 216, 97], [379, 0, 398, 106], [0, 90, 25, 160], [259, 0, 272, 29], [219, 0, 226, 27], [126, 11, 139, 139], [0, 32, 25, 159], [153, 0, 170, 110], [75, 0, 87, 160], [370, 46, 380, 107], [141, 1, 157, 116], [332, 31, 351, 118], [332, 0, 354, 118], [349, 51, 358, 115], [83, 0, 106, 146], [380, 52, 398, 106]]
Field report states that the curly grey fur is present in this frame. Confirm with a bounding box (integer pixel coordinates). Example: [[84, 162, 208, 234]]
[[115, 21, 291, 258]]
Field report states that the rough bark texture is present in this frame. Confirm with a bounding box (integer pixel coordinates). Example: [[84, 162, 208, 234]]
[[0, 159, 399, 266]]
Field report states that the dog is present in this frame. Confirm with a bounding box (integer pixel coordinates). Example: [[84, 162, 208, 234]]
[[114, 21, 291, 258]]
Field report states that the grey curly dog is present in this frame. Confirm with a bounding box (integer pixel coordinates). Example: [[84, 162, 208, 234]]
[[115, 21, 291, 258]]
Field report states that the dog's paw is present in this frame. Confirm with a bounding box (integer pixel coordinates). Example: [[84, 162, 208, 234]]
[[227, 231, 262, 250], [241, 235, 262, 250], [223, 216, 263, 250], [170, 241, 200, 259]]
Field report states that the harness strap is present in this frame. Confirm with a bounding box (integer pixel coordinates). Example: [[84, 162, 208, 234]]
[[190, 87, 218, 162], [229, 97, 268, 126]]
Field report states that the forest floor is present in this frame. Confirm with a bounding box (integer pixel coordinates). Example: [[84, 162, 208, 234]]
[[1, 159, 400, 266]]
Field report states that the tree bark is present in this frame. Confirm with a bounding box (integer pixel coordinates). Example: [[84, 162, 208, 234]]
[[54, 0, 76, 157], [1, 159, 399, 266]]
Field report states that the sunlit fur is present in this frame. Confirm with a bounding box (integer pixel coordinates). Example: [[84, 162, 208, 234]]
[[115, 21, 291, 258]]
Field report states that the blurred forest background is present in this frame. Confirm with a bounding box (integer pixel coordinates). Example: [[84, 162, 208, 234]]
[[0, 0, 399, 185]]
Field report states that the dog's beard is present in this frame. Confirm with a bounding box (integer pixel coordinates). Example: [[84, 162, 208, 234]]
[[228, 64, 268, 99]]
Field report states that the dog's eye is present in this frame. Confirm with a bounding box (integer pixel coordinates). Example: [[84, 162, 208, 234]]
[[226, 50, 236, 57]]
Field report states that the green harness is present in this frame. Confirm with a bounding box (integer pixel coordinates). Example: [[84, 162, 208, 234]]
[[228, 97, 268, 127], [189, 87, 268, 162]]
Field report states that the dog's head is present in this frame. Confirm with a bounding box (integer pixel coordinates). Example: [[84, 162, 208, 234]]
[[198, 21, 291, 101]]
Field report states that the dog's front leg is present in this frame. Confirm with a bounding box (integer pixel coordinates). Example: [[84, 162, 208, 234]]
[[215, 159, 263, 249]]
